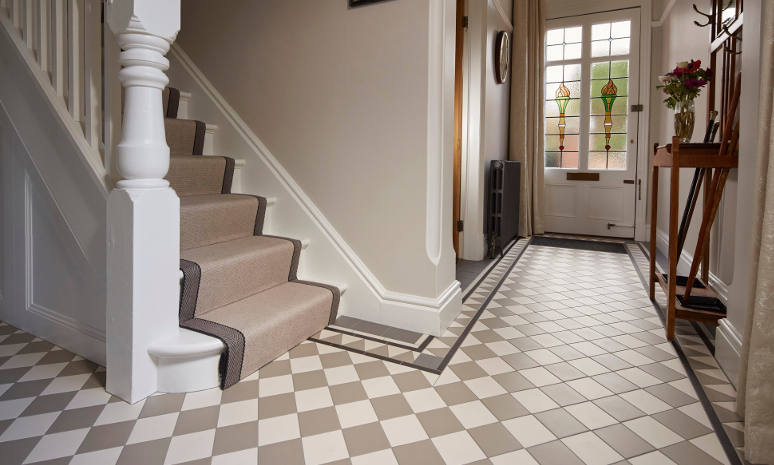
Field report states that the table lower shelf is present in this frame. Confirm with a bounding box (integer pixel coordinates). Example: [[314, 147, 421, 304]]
[[654, 273, 726, 324]]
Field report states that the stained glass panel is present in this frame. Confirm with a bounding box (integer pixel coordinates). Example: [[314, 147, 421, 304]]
[[589, 134, 627, 152], [545, 99, 580, 118], [590, 77, 628, 97], [545, 81, 581, 100], [544, 27, 584, 169], [544, 20, 632, 171]]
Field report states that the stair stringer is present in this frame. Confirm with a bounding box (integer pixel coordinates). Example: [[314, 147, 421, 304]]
[[167, 45, 462, 336]]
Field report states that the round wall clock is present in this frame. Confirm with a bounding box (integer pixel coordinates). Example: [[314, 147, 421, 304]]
[[495, 31, 511, 84]]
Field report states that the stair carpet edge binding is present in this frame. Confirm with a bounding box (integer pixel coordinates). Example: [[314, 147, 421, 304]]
[[163, 87, 340, 389]]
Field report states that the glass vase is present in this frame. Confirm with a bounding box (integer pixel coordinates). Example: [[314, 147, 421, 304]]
[[674, 100, 696, 143]]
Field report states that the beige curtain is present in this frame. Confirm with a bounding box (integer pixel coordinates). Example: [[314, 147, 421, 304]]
[[736, 4, 774, 464], [509, 0, 544, 236]]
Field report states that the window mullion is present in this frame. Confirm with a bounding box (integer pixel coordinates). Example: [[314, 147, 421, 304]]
[[579, 21, 591, 171]]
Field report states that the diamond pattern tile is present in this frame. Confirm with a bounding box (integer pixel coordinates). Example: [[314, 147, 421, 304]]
[[0, 238, 743, 464]]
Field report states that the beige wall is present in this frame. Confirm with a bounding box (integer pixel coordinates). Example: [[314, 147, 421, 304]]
[[177, 0, 451, 298]]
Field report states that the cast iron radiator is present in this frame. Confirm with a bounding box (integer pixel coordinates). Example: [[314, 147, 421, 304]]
[[487, 160, 520, 258]]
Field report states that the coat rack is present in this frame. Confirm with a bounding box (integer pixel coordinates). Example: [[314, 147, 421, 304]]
[[648, 74, 741, 341]]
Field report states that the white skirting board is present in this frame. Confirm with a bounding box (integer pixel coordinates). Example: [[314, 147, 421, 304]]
[[715, 319, 742, 388], [166, 45, 462, 336]]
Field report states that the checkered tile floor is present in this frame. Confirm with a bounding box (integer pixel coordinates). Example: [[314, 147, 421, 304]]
[[627, 243, 749, 465], [0, 239, 741, 464]]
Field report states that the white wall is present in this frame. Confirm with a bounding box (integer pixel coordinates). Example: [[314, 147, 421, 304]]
[[0, 27, 107, 365], [177, 0, 455, 301], [460, 0, 512, 260]]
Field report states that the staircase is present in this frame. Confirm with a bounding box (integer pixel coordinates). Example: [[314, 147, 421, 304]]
[[162, 88, 340, 388]]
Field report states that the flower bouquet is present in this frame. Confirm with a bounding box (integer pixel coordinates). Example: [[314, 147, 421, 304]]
[[657, 60, 711, 142]]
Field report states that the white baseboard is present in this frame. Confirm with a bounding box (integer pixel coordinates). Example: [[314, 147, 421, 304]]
[[372, 282, 462, 336], [654, 228, 729, 302], [715, 318, 742, 388], [167, 45, 461, 336]]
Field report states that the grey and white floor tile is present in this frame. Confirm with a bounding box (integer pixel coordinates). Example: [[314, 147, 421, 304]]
[[0, 237, 745, 464]]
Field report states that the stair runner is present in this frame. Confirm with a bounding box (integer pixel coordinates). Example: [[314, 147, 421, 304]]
[[162, 88, 340, 388]]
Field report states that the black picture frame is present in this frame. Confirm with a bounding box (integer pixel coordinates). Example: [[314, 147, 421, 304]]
[[349, 0, 394, 8]]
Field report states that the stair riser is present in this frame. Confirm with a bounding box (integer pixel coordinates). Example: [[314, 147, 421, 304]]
[[184, 239, 297, 316], [181, 196, 261, 250], [165, 118, 206, 156], [167, 156, 230, 196]]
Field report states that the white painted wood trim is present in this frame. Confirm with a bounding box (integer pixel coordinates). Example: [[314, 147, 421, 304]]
[[715, 318, 742, 387], [635, 0, 653, 242], [67, 0, 82, 124], [459, 0, 487, 260], [23, 0, 32, 49], [0, 12, 109, 194], [23, 173, 106, 364], [51, 0, 64, 97], [11, 0, 20, 29], [425, 0, 450, 266], [82, 0, 101, 150], [37, 0, 47, 73]]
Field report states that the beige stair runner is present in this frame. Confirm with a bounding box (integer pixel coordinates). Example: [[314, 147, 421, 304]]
[[163, 88, 339, 388]]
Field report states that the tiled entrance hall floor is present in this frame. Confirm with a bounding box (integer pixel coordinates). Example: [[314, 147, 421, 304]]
[[0, 239, 739, 465]]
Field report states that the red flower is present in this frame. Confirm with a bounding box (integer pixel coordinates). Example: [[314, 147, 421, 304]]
[[688, 60, 702, 72]]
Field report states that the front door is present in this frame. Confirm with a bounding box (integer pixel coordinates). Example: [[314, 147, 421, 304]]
[[542, 8, 641, 238]]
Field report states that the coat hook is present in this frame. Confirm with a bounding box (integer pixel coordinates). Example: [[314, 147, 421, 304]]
[[691, 4, 713, 27]]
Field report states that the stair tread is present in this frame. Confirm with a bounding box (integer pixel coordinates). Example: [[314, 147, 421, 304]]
[[181, 194, 262, 250], [168, 155, 231, 196], [201, 281, 333, 376], [206, 281, 332, 324], [182, 236, 296, 315]]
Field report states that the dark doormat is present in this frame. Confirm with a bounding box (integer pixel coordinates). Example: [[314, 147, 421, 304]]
[[530, 236, 627, 254]]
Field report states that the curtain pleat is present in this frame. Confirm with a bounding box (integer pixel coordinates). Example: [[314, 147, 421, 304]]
[[508, 0, 544, 237], [737, 3, 774, 463]]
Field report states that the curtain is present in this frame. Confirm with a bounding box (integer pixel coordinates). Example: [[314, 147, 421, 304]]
[[509, 0, 544, 237], [736, 4, 774, 464]]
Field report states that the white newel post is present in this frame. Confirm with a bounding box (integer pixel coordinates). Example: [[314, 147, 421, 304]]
[[105, 0, 181, 403]]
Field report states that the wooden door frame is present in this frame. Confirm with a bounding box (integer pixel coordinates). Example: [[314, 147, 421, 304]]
[[453, 0, 465, 258]]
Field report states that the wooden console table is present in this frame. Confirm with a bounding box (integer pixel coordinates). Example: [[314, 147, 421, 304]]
[[649, 138, 737, 340]]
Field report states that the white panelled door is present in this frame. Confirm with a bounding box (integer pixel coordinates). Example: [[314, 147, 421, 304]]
[[543, 8, 641, 238]]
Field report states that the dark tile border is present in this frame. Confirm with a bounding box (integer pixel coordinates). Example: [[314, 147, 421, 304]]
[[625, 243, 743, 465], [322, 326, 433, 353], [462, 238, 518, 302], [309, 238, 529, 374], [531, 235, 628, 254]]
